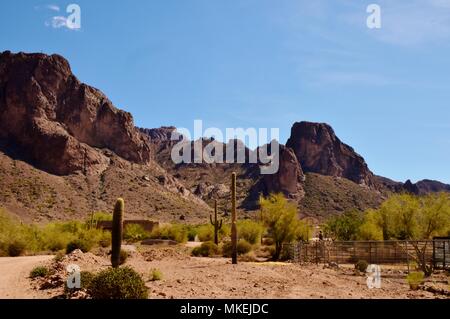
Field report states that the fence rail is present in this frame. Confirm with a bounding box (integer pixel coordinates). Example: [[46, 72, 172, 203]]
[[285, 238, 449, 269]]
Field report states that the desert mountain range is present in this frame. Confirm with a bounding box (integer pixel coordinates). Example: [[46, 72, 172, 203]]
[[0, 51, 448, 223]]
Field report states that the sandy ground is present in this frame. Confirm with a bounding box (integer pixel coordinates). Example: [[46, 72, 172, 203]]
[[0, 255, 53, 299], [6, 245, 445, 299]]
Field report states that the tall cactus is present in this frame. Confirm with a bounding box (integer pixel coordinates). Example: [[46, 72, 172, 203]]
[[231, 172, 237, 264], [111, 198, 124, 268], [210, 200, 223, 245]]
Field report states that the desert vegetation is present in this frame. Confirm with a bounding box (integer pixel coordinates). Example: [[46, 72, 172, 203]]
[[323, 193, 450, 276], [0, 208, 111, 257]]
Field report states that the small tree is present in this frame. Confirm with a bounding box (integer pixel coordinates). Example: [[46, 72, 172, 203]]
[[323, 209, 364, 241], [260, 193, 308, 260], [360, 193, 450, 276]]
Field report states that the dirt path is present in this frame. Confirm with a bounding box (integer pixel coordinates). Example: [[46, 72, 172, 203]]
[[0, 255, 53, 299]]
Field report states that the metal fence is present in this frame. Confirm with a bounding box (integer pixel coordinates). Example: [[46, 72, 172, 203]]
[[286, 238, 449, 269]]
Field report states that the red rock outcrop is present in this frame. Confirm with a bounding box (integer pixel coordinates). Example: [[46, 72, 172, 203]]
[[286, 121, 375, 187], [261, 144, 305, 199], [0, 51, 151, 175]]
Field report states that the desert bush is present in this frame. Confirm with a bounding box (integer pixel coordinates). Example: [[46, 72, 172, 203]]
[[196, 224, 214, 242], [119, 250, 128, 265], [88, 266, 148, 299], [149, 223, 188, 243], [186, 225, 198, 241], [197, 224, 230, 243], [0, 209, 111, 255], [53, 251, 65, 262], [240, 251, 257, 262], [66, 239, 93, 254], [7, 240, 26, 256], [124, 224, 150, 242], [192, 241, 220, 257], [237, 220, 265, 245], [406, 271, 424, 290], [237, 239, 252, 255], [149, 268, 163, 281], [222, 239, 252, 257], [355, 260, 369, 273], [30, 266, 49, 278], [64, 271, 95, 296]]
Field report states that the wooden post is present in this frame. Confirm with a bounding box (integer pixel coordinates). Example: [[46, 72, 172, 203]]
[[231, 172, 237, 265], [406, 241, 410, 273]]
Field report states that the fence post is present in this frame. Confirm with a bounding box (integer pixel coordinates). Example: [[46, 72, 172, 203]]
[[444, 240, 447, 269], [406, 241, 409, 273], [369, 241, 372, 264], [432, 239, 436, 269]]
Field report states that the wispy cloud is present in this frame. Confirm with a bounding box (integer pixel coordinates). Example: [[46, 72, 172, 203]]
[[46, 4, 60, 12], [45, 16, 68, 29]]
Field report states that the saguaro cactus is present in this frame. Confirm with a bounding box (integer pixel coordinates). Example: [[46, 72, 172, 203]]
[[210, 200, 223, 245], [111, 198, 124, 268], [231, 172, 237, 264]]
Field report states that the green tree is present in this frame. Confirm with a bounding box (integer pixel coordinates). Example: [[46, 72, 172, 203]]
[[323, 209, 364, 241], [359, 193, 450, 276], [260, 193, 309, 260]]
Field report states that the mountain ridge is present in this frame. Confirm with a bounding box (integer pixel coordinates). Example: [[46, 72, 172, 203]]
[[1, 51, 449, 223]]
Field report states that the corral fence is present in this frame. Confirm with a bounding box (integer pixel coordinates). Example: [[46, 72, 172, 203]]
[[285, 238, 449, 270]]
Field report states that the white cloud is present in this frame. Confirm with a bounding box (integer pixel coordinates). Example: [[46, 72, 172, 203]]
[[46, 16, 68, 29], [46, 4, 60, 12], [45, 15, 81, 31]]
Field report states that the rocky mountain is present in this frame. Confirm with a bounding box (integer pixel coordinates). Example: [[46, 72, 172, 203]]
[[0, 51, 152, 175], [1, 51, 449, 223], [286, 122, 376, 188], [0, 51, 211, 222]]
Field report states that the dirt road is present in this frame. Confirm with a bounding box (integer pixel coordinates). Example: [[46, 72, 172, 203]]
[[0, 255, 53, 299]]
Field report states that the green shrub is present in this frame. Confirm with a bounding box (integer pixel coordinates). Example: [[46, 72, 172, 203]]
[[222, 239, 252, 257], [192, 241, 220, 257], [64, 271, 95, 296], [66, 239, 92, 254], [30, 266, 49, 278], [355, 260, 369, 273], [0, 208, 111, 255], [237, 239, 252, 255], [237, 220, 265, 245], [7, 240, 26, 257], [197, 224, 230, 242], [150, 224, 188, 243], [53, 251, 65, 263], [119, 250, 128, 265], [124, 224, 150, 242], [88, 266, 148, 299], [196, 225, 214, 242], [150, 268, 163, 281], [406, 271, 424, 290], [186, 225, 198, 241]]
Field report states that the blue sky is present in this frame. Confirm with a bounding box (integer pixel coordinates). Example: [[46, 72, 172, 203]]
[[1, 0, 450, 183]]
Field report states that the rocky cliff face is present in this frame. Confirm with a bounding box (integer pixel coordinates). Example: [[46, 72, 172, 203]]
[[0, 51, 151, 175], [286, 121, 375, 187], [260, 144, 305, 199], [138, 126, 177, 143]]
